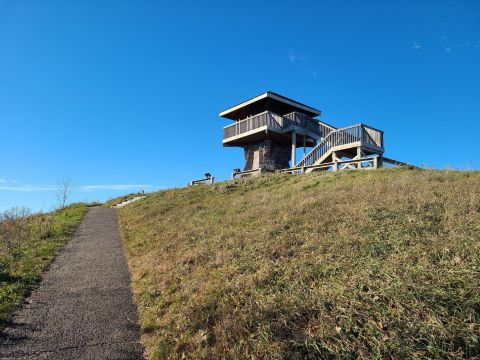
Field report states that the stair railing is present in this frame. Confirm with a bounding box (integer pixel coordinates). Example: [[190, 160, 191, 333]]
[[295, 124, 361, 168], [296, 124, 380, 168]]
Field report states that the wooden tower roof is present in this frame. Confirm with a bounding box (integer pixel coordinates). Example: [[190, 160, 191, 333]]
[[220, 91, 321, 121]]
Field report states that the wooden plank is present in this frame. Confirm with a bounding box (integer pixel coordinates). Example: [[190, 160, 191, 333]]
[[383, 157, 419, 169]]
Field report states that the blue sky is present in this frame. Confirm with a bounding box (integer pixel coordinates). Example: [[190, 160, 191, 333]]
[[1, 0, 479, 211]]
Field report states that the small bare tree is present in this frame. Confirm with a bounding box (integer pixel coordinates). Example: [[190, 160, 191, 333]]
[[55, 178, 74, 209]]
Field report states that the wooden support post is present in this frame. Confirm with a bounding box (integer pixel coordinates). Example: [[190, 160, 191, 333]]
[[303, 136, 306, 158], [356, 147, 362, 159], [373, 156, 378, 169], [378, 155, 383, 168], [291, 131, 296, 167]]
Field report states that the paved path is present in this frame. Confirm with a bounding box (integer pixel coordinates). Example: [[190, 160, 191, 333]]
[[113, 196, 146, 208], [0, 207, 144, 359]]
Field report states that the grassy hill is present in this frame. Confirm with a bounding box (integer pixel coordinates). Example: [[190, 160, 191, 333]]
[[104, 192, 145, 208], [117, 169, 480, 359], [0, 203, 88, 327]]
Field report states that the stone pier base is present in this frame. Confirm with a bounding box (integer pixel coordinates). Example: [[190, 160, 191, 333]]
[[243, 140, 291, 171]]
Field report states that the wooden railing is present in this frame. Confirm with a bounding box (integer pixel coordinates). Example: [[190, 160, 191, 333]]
[[223, 111, 326, 140], [295, 124, 383, 168], [223, 111, 284, 139], [363, 125, 383, 148], [280, 156, 381, 173], [231, 167, 274, 179], [283, 112, 321, 135], [317, 121, 336, 139], [188, 173, 214, 186]]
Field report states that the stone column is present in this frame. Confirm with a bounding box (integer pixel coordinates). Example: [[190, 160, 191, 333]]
[[243, 140, 291, 171]]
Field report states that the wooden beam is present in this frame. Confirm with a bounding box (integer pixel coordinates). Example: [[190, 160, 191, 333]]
[[383, 157, 419, 169], [291, 131, 296, 167]]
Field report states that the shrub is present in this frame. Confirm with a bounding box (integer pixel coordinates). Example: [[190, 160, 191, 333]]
[[0, 207, 31, 259]]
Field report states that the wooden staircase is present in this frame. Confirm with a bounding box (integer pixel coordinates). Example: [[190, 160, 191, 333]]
[[295, 124, 384, 173]]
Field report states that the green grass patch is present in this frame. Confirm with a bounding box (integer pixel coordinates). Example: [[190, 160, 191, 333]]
[[0, 203, 88, 327], [118, 169, 480, 359]]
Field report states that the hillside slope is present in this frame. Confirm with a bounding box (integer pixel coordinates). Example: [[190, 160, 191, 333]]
[[117, 169, 480, 359], [0, 203, 88, 327]]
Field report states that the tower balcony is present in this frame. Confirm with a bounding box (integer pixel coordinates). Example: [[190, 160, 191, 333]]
[[222, 111, 334, 147]]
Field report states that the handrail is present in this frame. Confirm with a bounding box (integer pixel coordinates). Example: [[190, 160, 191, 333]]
[[223, 111, 284, 139], [317, 120, 337, 132], [295, 124, 383, 168], [231, 167, 273, 179], [223, 111, 325, 140], [188, 174, 214, 186], [280, 156, 379, 174], [283, 112, 324, 136]]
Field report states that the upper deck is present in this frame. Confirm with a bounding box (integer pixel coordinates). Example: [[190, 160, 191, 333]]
[[221, 91, 326, 147], [222, 110, 335, 147]]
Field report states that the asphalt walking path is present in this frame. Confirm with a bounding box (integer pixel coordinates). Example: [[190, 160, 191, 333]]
[[0, 207, 144, 359]]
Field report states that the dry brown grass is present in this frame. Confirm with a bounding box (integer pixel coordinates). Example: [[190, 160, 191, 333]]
[[118, 169, 480, 359]]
